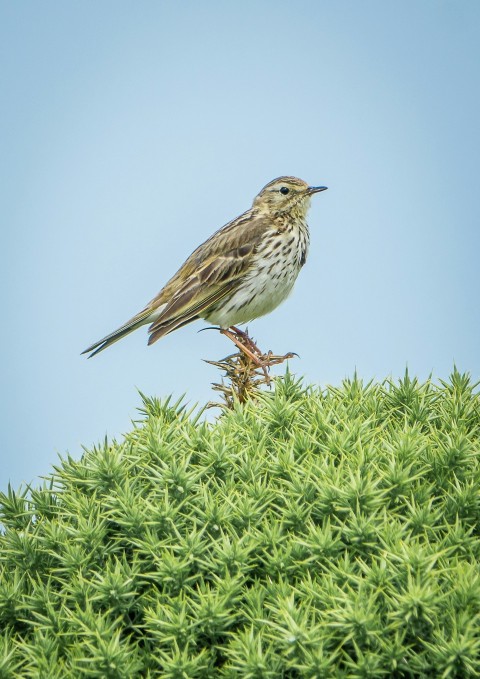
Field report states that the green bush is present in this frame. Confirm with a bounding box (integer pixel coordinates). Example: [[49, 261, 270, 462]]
[[1, 369, 479, 677]]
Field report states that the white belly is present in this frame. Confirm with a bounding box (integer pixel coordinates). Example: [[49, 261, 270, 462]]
[[204, 227, 308, 328]]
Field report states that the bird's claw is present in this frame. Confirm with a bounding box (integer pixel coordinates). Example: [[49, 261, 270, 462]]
[[198, 326, 220, 334]]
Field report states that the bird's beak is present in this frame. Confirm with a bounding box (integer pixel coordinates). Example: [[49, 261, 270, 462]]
[[308, 186, 328, 194]]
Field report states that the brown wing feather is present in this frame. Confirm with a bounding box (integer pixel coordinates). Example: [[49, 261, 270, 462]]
[[145, 210, 269, 309], [147, 237, 261, 344]]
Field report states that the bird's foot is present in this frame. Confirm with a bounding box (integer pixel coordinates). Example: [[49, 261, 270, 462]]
[[228, 326, 264, 357], [220, 327, 297, 384]]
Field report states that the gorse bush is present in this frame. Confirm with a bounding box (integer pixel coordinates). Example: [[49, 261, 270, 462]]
[[1, 370, 480, 677]]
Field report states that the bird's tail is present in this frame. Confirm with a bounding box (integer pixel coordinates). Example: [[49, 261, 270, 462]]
[[81, 309, 154, 358]]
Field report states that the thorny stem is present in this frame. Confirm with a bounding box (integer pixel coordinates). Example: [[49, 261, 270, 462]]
[[205, 327, 297, 409]]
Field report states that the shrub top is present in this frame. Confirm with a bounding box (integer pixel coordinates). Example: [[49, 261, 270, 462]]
[[1, 369, 480, 677]]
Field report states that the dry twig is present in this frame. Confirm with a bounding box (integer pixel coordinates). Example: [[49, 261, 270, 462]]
[[205, 330, 297, 409]]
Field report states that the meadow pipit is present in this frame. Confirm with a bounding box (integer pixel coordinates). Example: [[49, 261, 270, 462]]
[[82, 177, 327, 363]]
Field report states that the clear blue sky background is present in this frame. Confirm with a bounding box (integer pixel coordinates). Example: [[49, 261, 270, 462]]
[[2, 1, 479, 491]]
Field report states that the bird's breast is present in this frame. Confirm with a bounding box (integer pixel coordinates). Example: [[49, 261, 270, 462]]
[[204, 222, 310, 328], [257, 221, 310, 273]]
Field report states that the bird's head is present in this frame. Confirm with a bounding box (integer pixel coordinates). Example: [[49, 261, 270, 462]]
[[253, 176, 327, 217]]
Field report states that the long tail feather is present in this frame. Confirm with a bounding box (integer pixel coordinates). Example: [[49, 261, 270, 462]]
[[82, 311, 153, 358]]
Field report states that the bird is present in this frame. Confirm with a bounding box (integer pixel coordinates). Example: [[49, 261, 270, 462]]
[[82, 176, 327, 362]]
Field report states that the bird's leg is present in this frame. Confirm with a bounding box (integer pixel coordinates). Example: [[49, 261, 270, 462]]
[[228, 326, 297, 368], [228, 326, 276, 381], [201, 325, 271, 383], [220, 329, 266, 367], [229, 326, 263, 357], [220, 328, 297, 386], [220, 328, 271, 383]]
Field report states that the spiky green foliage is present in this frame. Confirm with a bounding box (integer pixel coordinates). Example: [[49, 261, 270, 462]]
[[1, 369, 480, 677]]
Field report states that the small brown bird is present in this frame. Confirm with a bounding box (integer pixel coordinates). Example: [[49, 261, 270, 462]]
[[82, 176, 327, 361]]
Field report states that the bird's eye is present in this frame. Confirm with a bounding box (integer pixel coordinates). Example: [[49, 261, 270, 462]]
[[279, 187, 290, 195]]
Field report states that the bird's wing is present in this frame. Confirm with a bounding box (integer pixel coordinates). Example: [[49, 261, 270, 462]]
[[82, 212, 271, 356], [146, 239, 259, 343], [149, 209, 264, 297]]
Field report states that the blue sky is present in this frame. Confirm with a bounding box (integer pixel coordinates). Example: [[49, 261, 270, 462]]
[[2, 1, 479, 491]]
